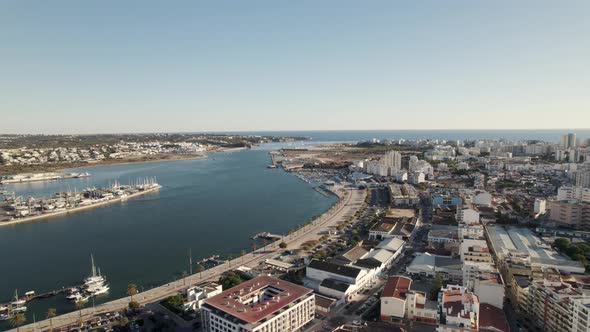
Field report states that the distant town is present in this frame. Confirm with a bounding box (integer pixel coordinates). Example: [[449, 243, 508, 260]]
[[4, 132, 590, 332], [0, 133, 307, 176]]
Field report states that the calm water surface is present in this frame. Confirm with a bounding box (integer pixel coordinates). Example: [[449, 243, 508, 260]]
[[0, 143, 336, 328]]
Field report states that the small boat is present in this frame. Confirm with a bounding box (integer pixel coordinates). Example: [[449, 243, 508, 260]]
[[0, 314, 11, 321], [11, 290, 26, 307], [267, 165, 277, 169], [66, 292, 81, 300], [11, 306, 27, 313], [72, 293, 89, 303], [90, 284, 110, 296], [67, 287, 79, 294]]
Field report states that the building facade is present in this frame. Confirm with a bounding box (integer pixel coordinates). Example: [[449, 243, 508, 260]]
[[201, 276, 315, 332]]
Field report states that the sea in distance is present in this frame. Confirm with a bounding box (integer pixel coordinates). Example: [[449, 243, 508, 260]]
[[1, 129, 589, 328]]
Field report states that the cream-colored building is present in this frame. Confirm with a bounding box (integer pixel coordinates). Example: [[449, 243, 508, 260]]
[[201, 276, 315, 332]]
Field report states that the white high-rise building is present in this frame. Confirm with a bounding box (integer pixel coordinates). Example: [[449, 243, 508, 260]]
[[383, 150, 402, 175], [534, 198, 547, 215], [576, 168, 590, 188], [562, 133, 577, 149], [557, 186, 590, 202]]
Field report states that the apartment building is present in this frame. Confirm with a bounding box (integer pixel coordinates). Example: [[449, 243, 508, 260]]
[[201, 276, 315, 332], [526, 279, 588, 332], [548, 199, 590, 229], [437, 285, 480, 332]]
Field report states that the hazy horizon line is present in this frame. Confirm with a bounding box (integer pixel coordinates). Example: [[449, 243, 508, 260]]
[[2, 128, 590, 136]]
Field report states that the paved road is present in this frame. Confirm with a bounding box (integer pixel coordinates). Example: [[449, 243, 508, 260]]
[[13, 185, 366, 332]]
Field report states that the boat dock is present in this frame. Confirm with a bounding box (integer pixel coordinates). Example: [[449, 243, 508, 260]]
[[1, 286, 79, 310], [0, 172, 91, 185], [0, 179, 161, 227], [195, 255, 220, 265], [252, 232, 282, 241]]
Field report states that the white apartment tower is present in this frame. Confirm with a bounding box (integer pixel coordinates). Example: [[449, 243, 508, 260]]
[[383, 150, 402, 176]]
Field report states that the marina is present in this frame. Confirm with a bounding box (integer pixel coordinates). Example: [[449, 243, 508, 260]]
[[0, 255, 109, 322], [0, 178, 160, 226], [0, 146, 337, 328], [0, 172, 90, 184]]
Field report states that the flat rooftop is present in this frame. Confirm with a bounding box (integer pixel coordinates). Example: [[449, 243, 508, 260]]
[[204, 275, 312, 324], [386, 208, 416, 218], [488, 226, 586, 272]]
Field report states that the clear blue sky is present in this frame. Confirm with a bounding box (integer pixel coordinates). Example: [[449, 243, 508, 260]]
[[1, 1, 589, 134]]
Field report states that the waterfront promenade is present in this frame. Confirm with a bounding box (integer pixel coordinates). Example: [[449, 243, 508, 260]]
[[11, 184, 366, 332]]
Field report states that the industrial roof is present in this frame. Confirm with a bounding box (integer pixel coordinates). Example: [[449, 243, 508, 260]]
[[308, 260, 362, 279]]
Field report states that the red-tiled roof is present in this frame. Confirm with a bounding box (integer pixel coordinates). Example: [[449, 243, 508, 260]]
[[479, 303, 509, 332], [204, 275, 312, 324], [381, 276, 411, 300]]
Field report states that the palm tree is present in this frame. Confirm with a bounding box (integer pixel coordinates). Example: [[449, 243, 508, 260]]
[[240, 249, 246, 263], [10, 313, 26, 332], [195, 264, 205, 279], [127, 283, 138, 302], [250, 242, 257, 253], [181, 271, 188, 286], [75, 300, 87, 326], [47, 308, 57, 331]]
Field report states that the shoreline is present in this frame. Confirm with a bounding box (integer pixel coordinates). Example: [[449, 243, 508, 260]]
[[0, 185, 161, 227], [9, 185, 364, 332], [56, 155, 208, 172], [1, 146, 252, 178]]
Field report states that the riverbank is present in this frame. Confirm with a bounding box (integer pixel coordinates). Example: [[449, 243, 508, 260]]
[[0, 153, 207, 177], [10, 185, 365, 332], [0, 185, 161, 227], [0, 146, 253, 177]]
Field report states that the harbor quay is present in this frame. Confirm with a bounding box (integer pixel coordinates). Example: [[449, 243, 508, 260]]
[[0, 179, 160, 226], [10, 184, 366, 332]]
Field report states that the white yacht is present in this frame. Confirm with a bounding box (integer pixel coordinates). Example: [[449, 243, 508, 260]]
[[84, 254, 106, 287], [72, 293, 89, 303], [66, 291, 81, 300], [10, 290, 26, 308], [89, 284, 110, 296]]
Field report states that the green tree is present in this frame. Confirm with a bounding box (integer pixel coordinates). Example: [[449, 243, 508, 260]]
[[219, 272, 243, 290], [430, 274, 443, 300], [128, 301, 140, 310], [46, 308, 57, 331], [166, 294, 184, 307], [127, 283, 138, 302], [10, 313, 26, 332], [119, 316, 129, 326], [279, 242, 287, 249], [195, 264, 205, 279]]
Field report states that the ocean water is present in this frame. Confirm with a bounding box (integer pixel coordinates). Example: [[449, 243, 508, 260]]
[[220, 129, 590, 143]]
